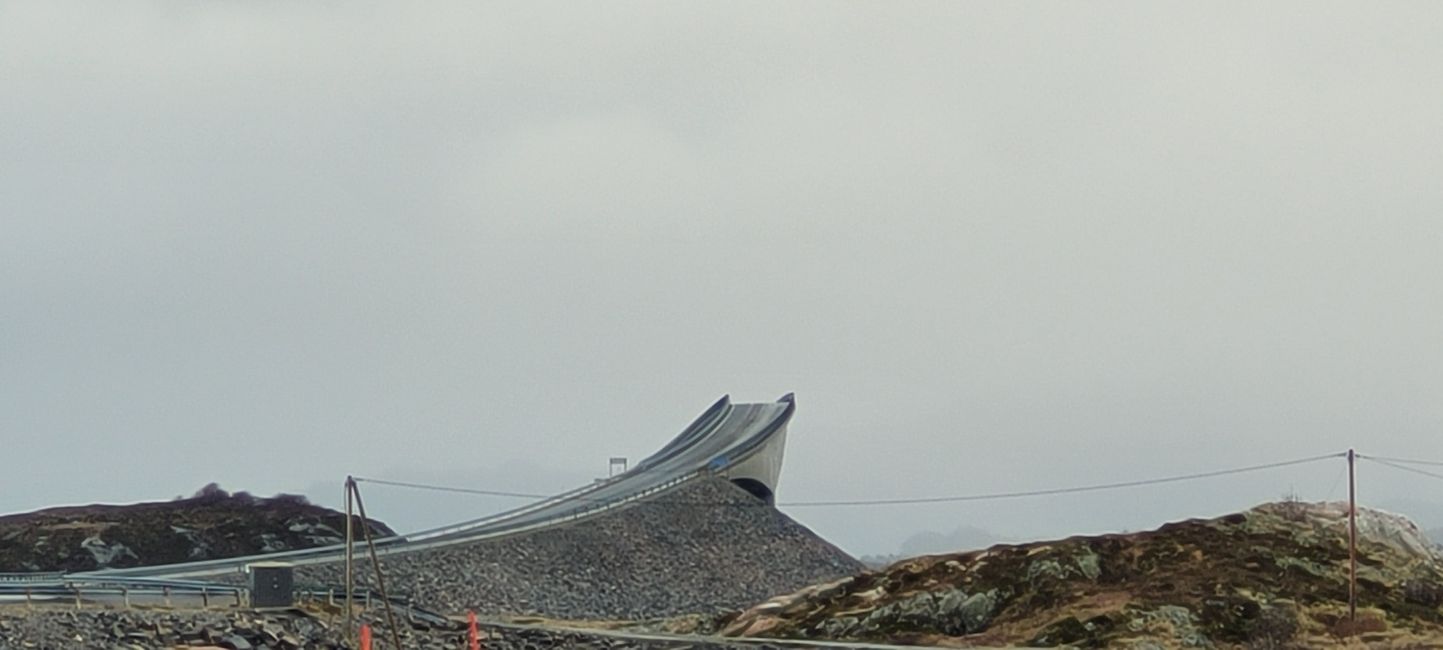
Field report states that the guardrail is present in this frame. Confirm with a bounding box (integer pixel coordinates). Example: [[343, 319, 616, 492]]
[[349, 470, 710, 560], [0, 572, 65, 583], [219, 470, 707, 574], [403, 472, 628, 542], [0, 577, 454, 625], [0, 576, 248, 608], [48, 394, 792, 580], [407, 394, 742, 544], [63, 472, 724, 580]]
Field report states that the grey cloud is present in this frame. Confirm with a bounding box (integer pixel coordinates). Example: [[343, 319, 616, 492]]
[[3, 2, 1442, 554]]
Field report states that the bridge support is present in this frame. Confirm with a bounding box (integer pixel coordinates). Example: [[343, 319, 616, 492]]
[[717, 394, 792, 504]]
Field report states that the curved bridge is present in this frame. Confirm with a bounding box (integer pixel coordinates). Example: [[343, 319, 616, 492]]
[[70, 393, 796, 579]]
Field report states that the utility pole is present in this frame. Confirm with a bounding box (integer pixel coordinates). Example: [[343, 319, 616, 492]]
[[352, 480, 405, 650], [1347, 449, 1357, 633], [345, 476, 355, 645]]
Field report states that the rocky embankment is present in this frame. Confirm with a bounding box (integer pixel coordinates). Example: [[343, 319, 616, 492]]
[[721, 502, 1443, 648], [0, 486, 391, 573], [284, 477, 863, 620], [0, 608, 815, 650]]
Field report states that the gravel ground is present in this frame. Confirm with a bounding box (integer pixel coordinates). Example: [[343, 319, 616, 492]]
[[0, 607, 809, 649], [284, 477, 864, 620]]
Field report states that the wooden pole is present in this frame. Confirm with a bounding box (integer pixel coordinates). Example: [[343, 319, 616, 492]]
[[353, 480, 405, 650], [1348, 448, 1358, 633], [345, 476, 355, 644]]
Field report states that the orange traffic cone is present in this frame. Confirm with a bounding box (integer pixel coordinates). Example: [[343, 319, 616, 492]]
[[468, 610, 482, 650]]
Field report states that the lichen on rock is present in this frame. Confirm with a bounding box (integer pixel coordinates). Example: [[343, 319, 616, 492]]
[[720, 501, 1443, 648]]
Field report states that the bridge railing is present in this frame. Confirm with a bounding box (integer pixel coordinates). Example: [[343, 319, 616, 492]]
[[54, 396, 790, 580], [365, 470, 709, 557], [0, 572, 65, 584]]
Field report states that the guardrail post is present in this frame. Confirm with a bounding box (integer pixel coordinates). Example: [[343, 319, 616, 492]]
[[163, 585, 172, 608], [73, 586, 82, 610], [122, 586, 131, 609], [201, 586, 209, 610], [25, 586, 32, 610], [235, 590, 243, 608]]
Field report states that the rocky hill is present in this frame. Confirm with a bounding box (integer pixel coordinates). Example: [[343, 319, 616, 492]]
[[286, 476, 864, 621], [720, 502, 1443, 648], [0, 485, 392, 573]]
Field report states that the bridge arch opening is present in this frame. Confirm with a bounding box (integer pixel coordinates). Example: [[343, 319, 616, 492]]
[[730, 478, 774, 505]]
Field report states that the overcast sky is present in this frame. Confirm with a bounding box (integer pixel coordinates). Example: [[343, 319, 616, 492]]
[[3, 2, 1442, 555]]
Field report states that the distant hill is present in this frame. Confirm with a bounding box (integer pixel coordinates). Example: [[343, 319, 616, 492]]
[[898, 525, 1004, 556], [860, 525, 1005, 569], [0, 484, 392, 573], [722, 501, 1443, 648]]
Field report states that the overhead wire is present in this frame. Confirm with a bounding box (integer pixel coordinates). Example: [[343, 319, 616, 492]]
[[354, 477, 554, 500], [1355, 454, 1443, 468], [1324, 460, 1347, 502], [1360, 456, 1443, 482], [355, 451, 1346, 509], [778, 452, 1344, 507]]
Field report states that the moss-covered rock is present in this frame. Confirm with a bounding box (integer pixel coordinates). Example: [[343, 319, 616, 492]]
[[0, 489, 392, 572], [721, 502, 1443, 647]]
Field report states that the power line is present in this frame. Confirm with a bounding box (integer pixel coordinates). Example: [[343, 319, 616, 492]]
[[355, 451, 1345, 509], [1355, 454, 1443, 468], [1360, 456, 1443, 482], [778, 452, 1344, 507], [1325, 461, 1347, 501], [354, 477, 554, 500]]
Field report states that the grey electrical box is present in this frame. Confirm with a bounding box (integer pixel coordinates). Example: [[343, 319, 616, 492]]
[[248, 561, 294, 609]]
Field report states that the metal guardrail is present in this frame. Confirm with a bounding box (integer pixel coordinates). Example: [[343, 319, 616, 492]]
[[383, 471, 707, 556], [0, 578, 456, 625], [78, 469, 720, 579], [43, 394, 793, 581], [404, 473, 628, 543], [355, 393, 743, 545], [0, 572, 65, 583], [60, 473, 711, 580], [0, 576, 248, 608]]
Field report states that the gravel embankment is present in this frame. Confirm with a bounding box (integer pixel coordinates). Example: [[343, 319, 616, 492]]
[[0, 607, 806, 649], [282, 477, 863, 620]]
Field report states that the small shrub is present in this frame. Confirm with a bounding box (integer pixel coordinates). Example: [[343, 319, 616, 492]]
[[191, 482, 230, 502], [1276, 491, 1308, 522], [1245, 605, 1300, 649], [1327, 611, 1387, 638], [272, 493, 312, 506], [1403, 580, 1443, 607]]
